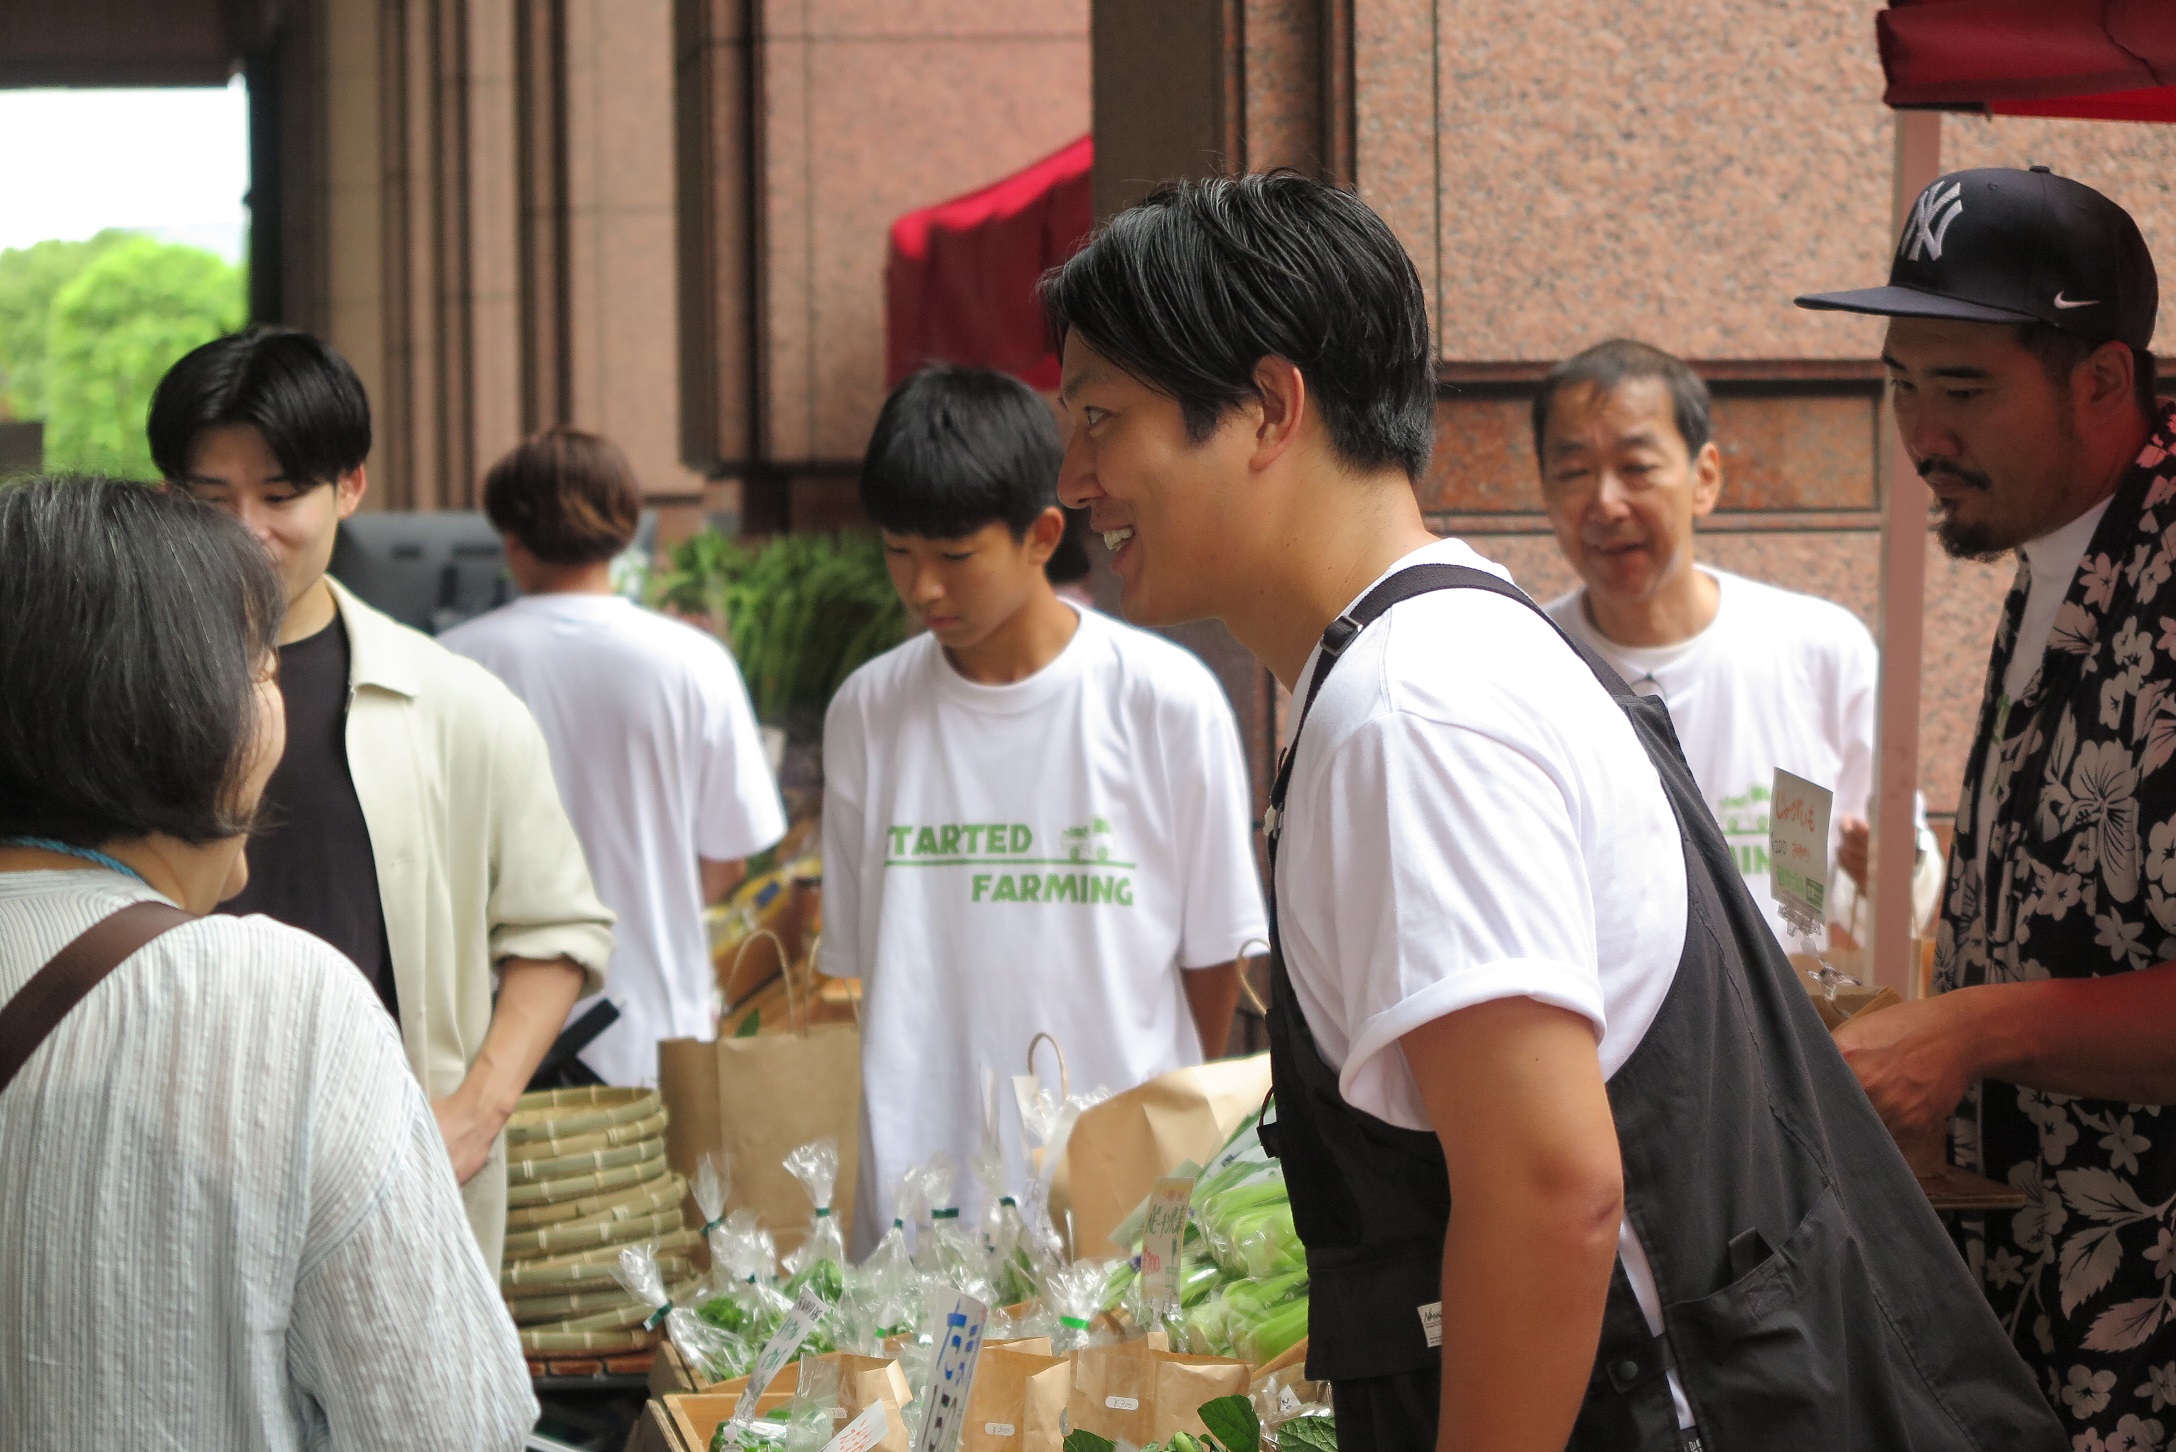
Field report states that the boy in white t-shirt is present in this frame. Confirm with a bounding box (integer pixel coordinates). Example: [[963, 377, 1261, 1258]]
[[820, 366, 1267, 1252], [443, 428, 786, 1087], [1038, 176, 2054, 1451], [1533, 338, 1939, 948]]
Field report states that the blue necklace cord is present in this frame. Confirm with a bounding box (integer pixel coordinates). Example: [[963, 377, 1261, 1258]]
[[0, 836, 146, 885]]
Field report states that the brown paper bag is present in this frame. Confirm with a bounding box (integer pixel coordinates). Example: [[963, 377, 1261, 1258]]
[[659, 1009, 861, 1248], [836, 1354, 914, 1452], [962, 1347, 1073, 1452], [1056, 1055, 1272, 1254], [1149, 1354, 1251, 1442], [1065, 1340, 1156, 1447]]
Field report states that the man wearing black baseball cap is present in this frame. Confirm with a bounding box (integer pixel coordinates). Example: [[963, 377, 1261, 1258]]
[[1799, 167, 2176, 1439]]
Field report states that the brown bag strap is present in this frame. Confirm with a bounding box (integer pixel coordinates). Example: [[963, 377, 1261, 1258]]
[[0, 899, 191, 1095]]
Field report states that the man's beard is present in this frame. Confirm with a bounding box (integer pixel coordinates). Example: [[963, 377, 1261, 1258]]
[[1931, 401, 2084, 562]]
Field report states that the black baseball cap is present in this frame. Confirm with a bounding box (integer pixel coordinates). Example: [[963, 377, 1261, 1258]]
[[1796, 167, 2157, 349]]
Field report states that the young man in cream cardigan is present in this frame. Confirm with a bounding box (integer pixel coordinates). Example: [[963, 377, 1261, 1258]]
[[149, 328, 616, 1269]]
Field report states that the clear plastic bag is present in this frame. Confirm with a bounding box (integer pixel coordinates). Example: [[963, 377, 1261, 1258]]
[[1045, 1257, 1117, 1354], [694, 1151, 734, 1253], [913, 1153, 984, 1290], [781, 1353, 844, 1452], [699, 1210, 794, 1347], [611, 1241, 748, 1384], [781, 1138, 847, 1299]]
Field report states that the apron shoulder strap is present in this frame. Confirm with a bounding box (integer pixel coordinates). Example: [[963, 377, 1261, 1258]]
[[0, 899, 190, 1094], [1271, 562, 1639, 825]]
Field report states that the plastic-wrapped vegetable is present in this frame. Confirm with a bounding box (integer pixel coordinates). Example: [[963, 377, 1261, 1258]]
[[611, 1241, 748, 1384], [781, 1138, 846, 1283], [1014, 1080, 1111, 1263], [699, 1210, 793, 1346], [913, 1152, 984, 1289], [1046, 1258, 1116, 1354]]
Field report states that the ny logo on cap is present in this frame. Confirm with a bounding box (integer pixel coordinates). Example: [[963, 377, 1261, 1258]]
[[1900, 181, 1965, 263]]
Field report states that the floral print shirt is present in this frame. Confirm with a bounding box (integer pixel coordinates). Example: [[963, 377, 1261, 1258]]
[[1940, 403, 2176, 1447]]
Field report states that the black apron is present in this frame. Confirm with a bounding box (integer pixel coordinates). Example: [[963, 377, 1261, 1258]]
[[1259, 564, 2061, 1450]]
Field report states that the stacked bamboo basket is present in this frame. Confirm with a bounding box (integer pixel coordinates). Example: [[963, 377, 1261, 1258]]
[[500, 1086, 701, 1370]]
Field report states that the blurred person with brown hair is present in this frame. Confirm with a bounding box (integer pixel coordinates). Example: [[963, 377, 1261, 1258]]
[[149, 329, 615, 1271], [443, 429, 785, 1087], [0, 477, 535, 1450]]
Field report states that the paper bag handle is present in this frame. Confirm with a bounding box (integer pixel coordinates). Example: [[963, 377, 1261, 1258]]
[[1027, 1030, 1070, 1100], [1233, 937, 1270, 1017], [728, 928, 790, 1025]]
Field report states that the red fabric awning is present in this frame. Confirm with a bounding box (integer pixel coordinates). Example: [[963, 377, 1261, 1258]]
[[1880, 0, 2176, 121], [884, 135, 1094, 393]]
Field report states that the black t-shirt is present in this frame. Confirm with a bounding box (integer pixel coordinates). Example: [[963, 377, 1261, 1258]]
[[221, 613, 398, 1016]]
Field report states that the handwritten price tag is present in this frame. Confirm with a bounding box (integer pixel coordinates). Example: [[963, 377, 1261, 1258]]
[[1141, 1176, 1195, 1316], [1769, 769, 1833, 939], [821, 1400, 892, 1452]]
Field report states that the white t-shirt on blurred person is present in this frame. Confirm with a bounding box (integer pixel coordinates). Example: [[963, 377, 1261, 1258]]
[[444, 592, 786, 1085], [821, 602, 1268, 1251], [1548, 568, 1881, 948]]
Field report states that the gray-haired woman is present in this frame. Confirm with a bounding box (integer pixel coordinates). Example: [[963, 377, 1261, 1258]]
[[0, 477, 535, 1450]]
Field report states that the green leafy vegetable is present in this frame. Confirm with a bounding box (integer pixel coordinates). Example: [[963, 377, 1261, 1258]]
[[1276, 1415, 1337, 1451], [734, 1009, 762, 1037], [1063, 1432, 1117, 1452], [1199, 1396, 1260, 1452]]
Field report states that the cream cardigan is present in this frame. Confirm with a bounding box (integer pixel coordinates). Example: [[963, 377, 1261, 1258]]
[[332, 576, 615, 1267]]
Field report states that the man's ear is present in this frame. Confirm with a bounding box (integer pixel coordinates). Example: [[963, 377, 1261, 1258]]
[[1021, 506, 1065, 568], [1248, 355, 1308, 472], [335, 464, 369, 520], [1690, 440, 1724, 519], [2082, 341, 2138, 416]]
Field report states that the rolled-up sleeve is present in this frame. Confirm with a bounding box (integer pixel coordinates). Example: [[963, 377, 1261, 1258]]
[[484, 691, 616, 992]]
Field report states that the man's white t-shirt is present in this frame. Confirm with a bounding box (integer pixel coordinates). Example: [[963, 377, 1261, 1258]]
[[443, 593, 786, 1086], [821, 603, 1268, 1251], [1548, 568, 1878, 948], [1278, 538, 1690, 1420]]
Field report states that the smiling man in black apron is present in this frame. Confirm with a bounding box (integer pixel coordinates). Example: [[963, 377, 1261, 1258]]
[[1042, 172, 2060, 1451]]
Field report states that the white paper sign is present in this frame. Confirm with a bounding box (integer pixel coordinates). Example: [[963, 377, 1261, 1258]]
[[1417, 1300, 1443, 1349], [732, 1285, 835, 1427], [912, 1292, 990, 1452], [821, 1401, 891, 1452], [1769, 769, 1834, 938], [1140, 1176, 1195, 1315]]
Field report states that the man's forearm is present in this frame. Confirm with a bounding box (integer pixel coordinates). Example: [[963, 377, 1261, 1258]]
[[1436, 1177, 1620, 1450], [1184, 960, 1242, 1059], [460, 956, 588, 1117], [1404, 999, 1624, 1451], [1954, 960, 2176, 1103]]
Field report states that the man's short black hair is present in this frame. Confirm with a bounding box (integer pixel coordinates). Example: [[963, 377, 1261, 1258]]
[[1532, 339, 1713, 468], [147, 326, 373, 488], [0, 476, 285, 847], [1039, 171, 1435, 483], [860, 365, 1062, 539], [2015, 324, 2160, 422]]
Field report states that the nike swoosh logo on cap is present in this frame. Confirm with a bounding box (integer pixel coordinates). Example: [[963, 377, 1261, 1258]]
[[2053, 292, 2100, 309]]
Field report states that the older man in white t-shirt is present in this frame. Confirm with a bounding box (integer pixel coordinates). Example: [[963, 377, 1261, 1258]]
[[1535, 338, 1939, 950], [445, 429, 785, 1087]]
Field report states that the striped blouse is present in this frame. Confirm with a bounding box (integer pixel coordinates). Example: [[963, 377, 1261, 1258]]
[[0, 869, 537, 1450]]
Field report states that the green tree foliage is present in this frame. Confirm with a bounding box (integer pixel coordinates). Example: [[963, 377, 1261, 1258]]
[[43, 236, 244, 478], [0, 231, 129, 420]]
